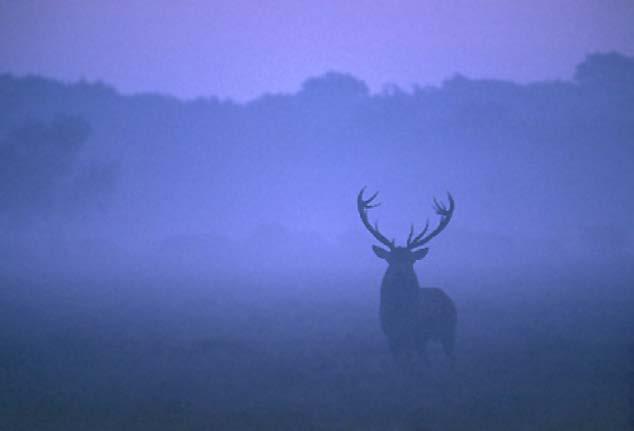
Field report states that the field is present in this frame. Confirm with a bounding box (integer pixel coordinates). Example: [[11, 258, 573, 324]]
[[1, 266, 632, 430]]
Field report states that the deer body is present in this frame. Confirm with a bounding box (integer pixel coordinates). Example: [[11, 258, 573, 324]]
[[380, 270, 456, 360], [358, 188, 457, 365]]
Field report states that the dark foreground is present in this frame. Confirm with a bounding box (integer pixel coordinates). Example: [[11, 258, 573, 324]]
[[1, 268, 632, 430]]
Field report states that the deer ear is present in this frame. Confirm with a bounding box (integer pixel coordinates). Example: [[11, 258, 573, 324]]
[[412, 248, 429, 260], [372, 245, 390, 260]]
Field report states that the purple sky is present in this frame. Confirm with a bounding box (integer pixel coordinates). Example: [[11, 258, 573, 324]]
[[1, 0, 633, 101]]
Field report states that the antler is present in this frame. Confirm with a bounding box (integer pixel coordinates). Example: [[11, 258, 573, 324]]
[[357, 187, 395, 249], [406, 193, 454, 250]]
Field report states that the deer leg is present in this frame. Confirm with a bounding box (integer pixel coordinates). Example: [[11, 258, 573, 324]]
[[441, 332, 456, 368], [387, 337, 420, 373], [416, 336, 430, 367]]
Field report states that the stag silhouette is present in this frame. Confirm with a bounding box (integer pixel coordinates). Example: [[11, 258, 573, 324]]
[[358, 188, 457, 366]]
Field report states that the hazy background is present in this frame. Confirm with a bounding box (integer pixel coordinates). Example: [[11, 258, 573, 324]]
[[1, 52, 633, 279], [1, 2, 633, 430]]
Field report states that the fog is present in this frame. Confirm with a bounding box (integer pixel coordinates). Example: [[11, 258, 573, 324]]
[[1, 52, 633, 429]]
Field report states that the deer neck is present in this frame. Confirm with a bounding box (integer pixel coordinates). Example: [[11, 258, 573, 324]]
[[381, 264, 420, 303]]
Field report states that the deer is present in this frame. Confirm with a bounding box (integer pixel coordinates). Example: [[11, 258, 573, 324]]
[[357, 187, 456, 366]]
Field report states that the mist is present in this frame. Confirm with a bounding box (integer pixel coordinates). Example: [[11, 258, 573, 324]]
[[1, 52, 633, 429]]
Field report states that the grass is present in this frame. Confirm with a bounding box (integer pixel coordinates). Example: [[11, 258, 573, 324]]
[[1, 269, 632, 430]]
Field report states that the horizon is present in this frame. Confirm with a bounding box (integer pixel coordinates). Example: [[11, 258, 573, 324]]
[[1, 50, 628, 103]]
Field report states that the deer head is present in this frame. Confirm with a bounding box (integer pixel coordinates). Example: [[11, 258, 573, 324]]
[[357, 187, 455, 267]]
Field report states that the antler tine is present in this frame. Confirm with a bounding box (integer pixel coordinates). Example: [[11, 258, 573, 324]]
[[357, 187, 395, 249], [408, 219, 429, 246], [433, 197, 443, 212], [433, 195, 452, 215], [406, 224, 414, 246], [444, 193, 455, 214], [364, 190, 379, 205], [407, 192, 455, 250]]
